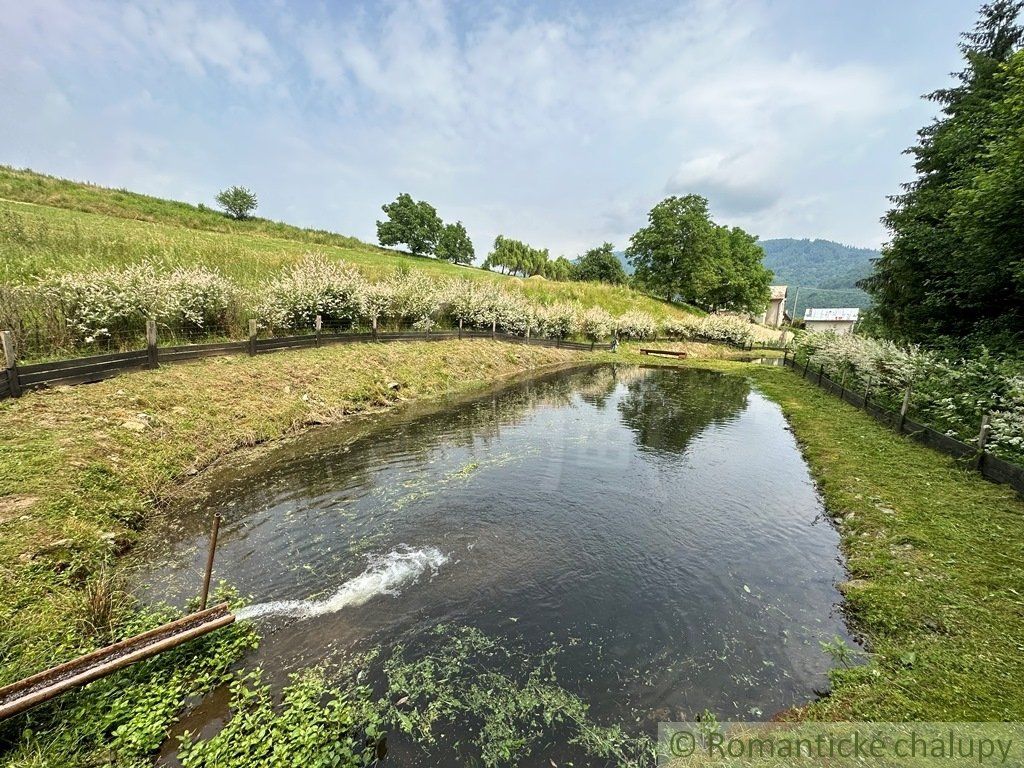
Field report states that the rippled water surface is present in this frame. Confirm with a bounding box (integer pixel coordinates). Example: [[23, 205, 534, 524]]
[[140, 365, 851, 763]]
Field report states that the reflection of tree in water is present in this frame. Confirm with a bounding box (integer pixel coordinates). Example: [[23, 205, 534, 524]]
[[616, 368, 750, 455], [575, 365, 644, 408]]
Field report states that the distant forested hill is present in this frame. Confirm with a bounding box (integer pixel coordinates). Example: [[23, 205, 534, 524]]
[[616, 238, 876, 318], [759, 238, 877, 318]]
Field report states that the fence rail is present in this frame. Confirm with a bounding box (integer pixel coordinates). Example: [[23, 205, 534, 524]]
[[0, 323, 600, 400], [781, 351, 1024, 496]]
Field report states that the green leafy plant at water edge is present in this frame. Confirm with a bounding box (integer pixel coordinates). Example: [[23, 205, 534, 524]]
[[176, 669, 385, 768], [0, 599, 258, 768], [381, 625, 654, 767]]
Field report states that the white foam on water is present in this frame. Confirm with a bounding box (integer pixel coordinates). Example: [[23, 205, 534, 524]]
[[236, 546, 449, 621]]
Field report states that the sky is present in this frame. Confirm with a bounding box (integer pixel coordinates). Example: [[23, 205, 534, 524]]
[[0, 0, 981, 257]]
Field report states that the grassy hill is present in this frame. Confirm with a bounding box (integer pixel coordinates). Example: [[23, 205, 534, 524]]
[[0, 166, 693, 320], [759, 238, 876, 317]]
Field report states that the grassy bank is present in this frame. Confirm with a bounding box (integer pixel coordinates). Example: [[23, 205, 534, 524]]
[[747, 364, 1024, 721], [0, 339, 581, 687], [610, 346, 1024, 720]]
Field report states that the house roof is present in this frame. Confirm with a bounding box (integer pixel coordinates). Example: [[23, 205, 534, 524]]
[[804, 307, 860, 322], [769, 285, 788, 300]]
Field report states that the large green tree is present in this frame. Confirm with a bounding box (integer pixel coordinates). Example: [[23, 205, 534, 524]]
[[376, 193, 443, 257], [573, 242, 628, 285], [546, 255, 574, 281], [626, 195, 717, 304], [626, 195, 770, 313], [436, 221, 475, 265], [862, 1, 1024, 344], [703, 227, 772, 312]]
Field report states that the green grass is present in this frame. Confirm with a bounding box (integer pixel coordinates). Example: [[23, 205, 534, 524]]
[[0, 166, 698, 320]]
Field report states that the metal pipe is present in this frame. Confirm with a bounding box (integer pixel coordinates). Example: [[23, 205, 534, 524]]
[[200, 513, 222, 610]]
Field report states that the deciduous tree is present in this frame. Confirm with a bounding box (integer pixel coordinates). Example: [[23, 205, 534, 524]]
[[215, 186, 258, 220], [572, 243, 628, 285], [376, 193, 443, 257], [436, 221, 475, 265]]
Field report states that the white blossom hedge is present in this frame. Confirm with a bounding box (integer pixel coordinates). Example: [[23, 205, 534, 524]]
[[40, 264, 237, 344], [9, 255, 767, 354], [794, 332, 1024, 463]]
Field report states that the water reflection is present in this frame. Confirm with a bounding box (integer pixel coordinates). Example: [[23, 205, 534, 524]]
[[136, 365, 850, 766], [618, 368, 750, 454]]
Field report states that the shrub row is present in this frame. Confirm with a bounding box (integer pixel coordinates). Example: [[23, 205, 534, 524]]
[[794, 332, 1024, 462], [3, 256, 769, 357]]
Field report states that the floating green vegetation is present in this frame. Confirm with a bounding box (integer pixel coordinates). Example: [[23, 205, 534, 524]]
[[176, 669, 386, 768], [105, 624, 653, 768], [381, 625, 655, 767]]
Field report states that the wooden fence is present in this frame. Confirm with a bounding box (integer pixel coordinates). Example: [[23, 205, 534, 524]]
[[0, 322, 600, 400], [781, 351, 1024, 496]]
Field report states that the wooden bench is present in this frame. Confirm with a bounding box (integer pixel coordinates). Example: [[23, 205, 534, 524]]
[[639, 348, 687, 359]]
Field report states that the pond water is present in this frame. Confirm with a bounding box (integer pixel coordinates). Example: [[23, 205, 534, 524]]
[[138, 364, 851, 765]]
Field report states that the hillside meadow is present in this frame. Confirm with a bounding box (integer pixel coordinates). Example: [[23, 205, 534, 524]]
[[0, 166, 698, 321]]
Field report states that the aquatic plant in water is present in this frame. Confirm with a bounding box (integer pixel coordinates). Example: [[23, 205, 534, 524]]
[[381, 624, 655, 767]]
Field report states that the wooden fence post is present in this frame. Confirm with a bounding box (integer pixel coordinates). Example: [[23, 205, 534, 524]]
[[783, 350, 789, 366], [458, 317, 463, 340], [817, 364, 824, 385], [146, 318, 158, 369], [314, 315, 322, 348], [372, 317, 378, 341], [897, 382, 912, 433], [1, 331, 21, 398], [491, 319, 496, 339], [199, 513, 222, 611], [803, 357, 810, 379], [248, 320, 258, 356], [839, 370, 846, 401], [863, 377, 872, 410], [975, 413, 991, 471]]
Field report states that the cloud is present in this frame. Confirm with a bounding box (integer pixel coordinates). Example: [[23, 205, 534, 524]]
[[665, 150, 783, 216], [0, 0, 277, 87], [0, 0, 907, 253]]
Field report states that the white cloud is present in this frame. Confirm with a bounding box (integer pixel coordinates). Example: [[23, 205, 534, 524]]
[[0, 0, 910, 253], [283, 0, 898, 252]]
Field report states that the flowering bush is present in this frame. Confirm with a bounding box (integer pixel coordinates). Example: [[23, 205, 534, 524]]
[[615, 311, 657, 340], [444, 280, 534, 335], [689, 315, 755, 346], [660, 317, 692, 339], [580, 306, 614, 342], [795, 333, 1024, 462], [41, 264, 237, 342], [259, 255, 362, 330], [536, 302, 580, 339], [656, 313, 756, 347]]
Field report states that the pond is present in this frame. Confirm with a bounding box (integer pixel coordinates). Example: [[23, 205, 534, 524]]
[[138, 364, 852, 765]]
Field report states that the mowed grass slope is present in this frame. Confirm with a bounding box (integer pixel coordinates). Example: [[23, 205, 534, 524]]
[[0, 166, 697, 319]]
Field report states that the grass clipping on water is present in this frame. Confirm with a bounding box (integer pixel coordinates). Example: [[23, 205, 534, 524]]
[[381, 625, 654, 767]]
